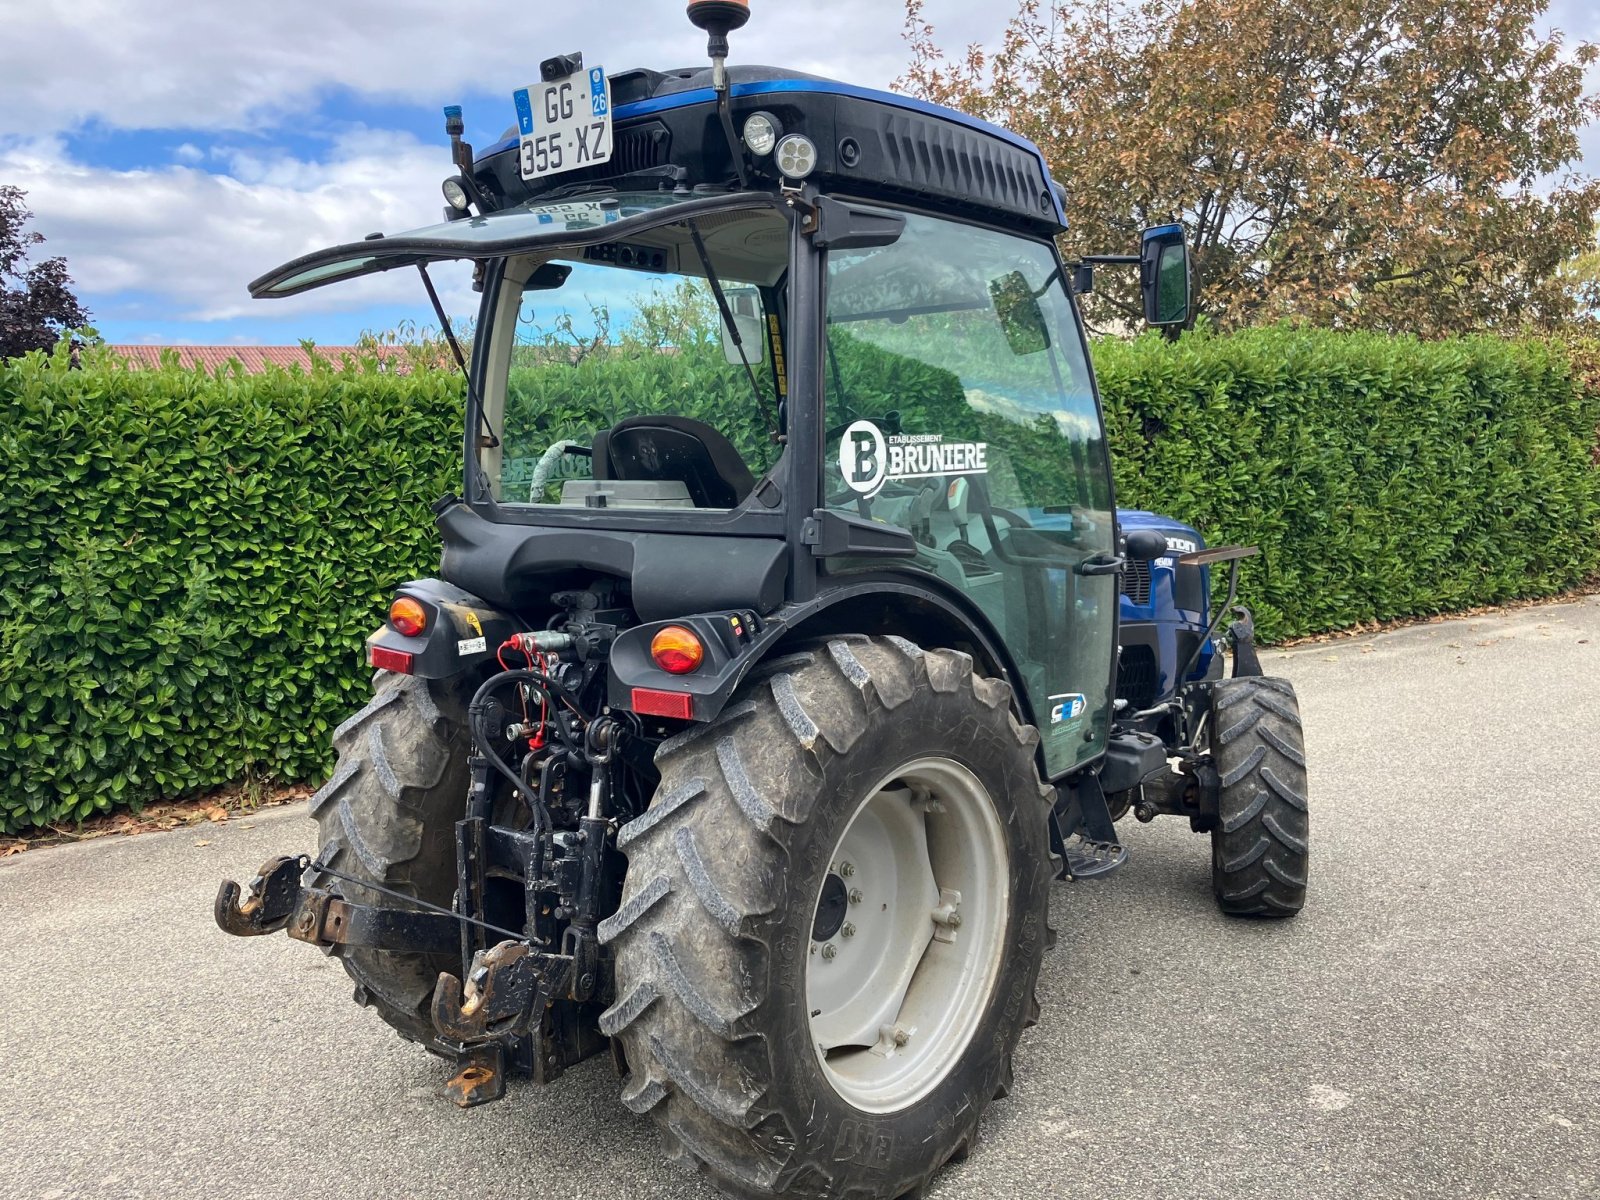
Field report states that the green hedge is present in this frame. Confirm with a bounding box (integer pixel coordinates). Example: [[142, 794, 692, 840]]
[[1097, 329, 1600, 641], [1, 330, 1596, 831], [0, 346, 461, 831]]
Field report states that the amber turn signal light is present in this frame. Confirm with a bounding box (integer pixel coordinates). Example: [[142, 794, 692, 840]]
[[650, 625, 705, 674], [388, 596, 428, 638]]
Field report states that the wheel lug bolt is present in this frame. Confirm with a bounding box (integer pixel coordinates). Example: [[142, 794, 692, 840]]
[[947, 912, 962, 930], [893, 1028, 909, 1047], [849, 888, 863, 905], [821, 943, 837, 960], [842, 923, 856, 938], [840, 862, 855, 877]]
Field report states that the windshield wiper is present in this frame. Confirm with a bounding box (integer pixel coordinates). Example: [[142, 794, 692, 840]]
[[686, 220, 782, 441], [417, 263, 500, 501]]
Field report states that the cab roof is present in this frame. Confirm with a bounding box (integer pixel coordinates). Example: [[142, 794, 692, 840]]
[[469, 65, 1066, 237]]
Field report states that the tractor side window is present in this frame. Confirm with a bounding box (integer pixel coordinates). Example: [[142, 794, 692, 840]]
[[823, 213, 1117, 775], [480, 207, 788, 511]]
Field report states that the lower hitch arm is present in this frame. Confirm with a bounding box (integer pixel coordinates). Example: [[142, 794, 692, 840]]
[[215, 855, 459, 953], [215, 855, 305, 936]]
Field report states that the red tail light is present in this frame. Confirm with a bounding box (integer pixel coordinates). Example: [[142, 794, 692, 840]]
[[650, 625, 705, 674]]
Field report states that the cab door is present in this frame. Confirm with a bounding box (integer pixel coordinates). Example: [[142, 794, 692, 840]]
[[822, 211, 1116, 777]]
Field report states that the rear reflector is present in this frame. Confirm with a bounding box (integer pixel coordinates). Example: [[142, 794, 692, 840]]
[[369, 645, 415, 674], [631, 687, 694, 719]]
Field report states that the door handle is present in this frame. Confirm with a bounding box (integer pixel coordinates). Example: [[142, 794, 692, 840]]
[[1076, 552, 1125, 577]]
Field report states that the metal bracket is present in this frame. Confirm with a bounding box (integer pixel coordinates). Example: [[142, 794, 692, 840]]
[[930, 887, 963, 944], [431, 940, 572, 1045], [216, 854, 460, 954], [1228, 606, 1263, 678], [215, 855, 304, 936], [445, 1042, 506, 1109], [1176, 544, 1260, 684]]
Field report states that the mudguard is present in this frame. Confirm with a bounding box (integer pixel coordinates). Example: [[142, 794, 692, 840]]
[[365, 578, 524, 679]]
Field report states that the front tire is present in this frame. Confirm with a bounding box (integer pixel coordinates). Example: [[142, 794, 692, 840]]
[[603, 636, 1053, 1200], [1210, 676, 1309, 917]]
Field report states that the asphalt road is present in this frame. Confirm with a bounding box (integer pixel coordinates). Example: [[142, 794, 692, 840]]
[[3, 598, 1598, 1200]]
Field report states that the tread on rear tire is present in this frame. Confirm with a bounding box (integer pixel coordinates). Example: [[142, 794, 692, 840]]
[[308, 670, 471, 1046], [603, 636, 1054, 1200]]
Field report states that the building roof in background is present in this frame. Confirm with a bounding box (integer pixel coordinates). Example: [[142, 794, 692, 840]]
[[108, 345, 440, 374]]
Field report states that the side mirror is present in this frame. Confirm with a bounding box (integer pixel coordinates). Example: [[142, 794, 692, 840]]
[[1140, 224, 1190, 327], [720, 284, 767, 368], [1124, 528, 1168, 561], [989, 270, 1051, 357]]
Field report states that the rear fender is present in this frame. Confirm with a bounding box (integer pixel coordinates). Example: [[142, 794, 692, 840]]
[[608, 578, 1024, 726], [365, 579, 524, 679]]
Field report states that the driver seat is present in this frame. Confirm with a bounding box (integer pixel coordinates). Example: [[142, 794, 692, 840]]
[[591, 416, 757, 509]]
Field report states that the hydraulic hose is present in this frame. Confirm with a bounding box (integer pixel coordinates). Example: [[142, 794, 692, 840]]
[[466, 669, 590, 820]]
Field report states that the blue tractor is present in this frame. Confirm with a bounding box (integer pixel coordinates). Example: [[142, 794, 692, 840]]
[[216, 5, 1310, 1197]]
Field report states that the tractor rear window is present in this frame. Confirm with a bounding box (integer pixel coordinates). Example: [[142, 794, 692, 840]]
[[477, 206, 788, 511]]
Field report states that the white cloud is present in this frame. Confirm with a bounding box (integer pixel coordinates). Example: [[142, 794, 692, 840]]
[[2, 1, 1008, 137], [6, 0, 1593, 341], [0, 0, 1015, 337], [0, 132, 472, 323]]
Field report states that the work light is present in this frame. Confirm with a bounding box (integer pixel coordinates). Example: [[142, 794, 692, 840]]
[[743, 112, 780, 156], [775, 134, 817, 180], [441, 176, 471, 212]]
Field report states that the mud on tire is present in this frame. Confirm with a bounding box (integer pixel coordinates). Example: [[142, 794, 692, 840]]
[[1210, 675, 1309, 917], [308, 671, 472, 1045], [602, 636, 1054, 1200]]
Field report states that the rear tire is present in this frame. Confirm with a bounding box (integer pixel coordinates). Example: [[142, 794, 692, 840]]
[[308, 671, 471, 1045], [603, 636, 1053, 1200], [1209, 676, 1309, 917]]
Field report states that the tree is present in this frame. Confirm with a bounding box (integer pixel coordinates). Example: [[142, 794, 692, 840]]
[[1559, 220, 1600, 318], [1, 185, 89, 359], [901, 0, 1600, 335]]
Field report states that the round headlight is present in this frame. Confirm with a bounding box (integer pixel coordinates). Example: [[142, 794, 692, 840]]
[[775, 134, 818, 180], [441, 176, 471, 212], [743, 112, 780, 156]]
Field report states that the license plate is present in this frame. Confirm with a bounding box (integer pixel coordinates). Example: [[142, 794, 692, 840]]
[[514, 65, 612, 182]]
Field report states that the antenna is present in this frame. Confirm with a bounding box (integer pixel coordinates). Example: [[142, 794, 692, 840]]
[[686, 0, 751, 94], [686, 1, 752, 186]]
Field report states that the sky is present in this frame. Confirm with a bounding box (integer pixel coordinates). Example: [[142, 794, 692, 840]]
[[3, 0, 1598, 348]]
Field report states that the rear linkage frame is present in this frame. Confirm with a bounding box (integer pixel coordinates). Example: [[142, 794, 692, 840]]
[[218, 617, 631, 1106]]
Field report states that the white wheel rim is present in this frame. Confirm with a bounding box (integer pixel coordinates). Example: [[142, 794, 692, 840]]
[[806, 756, 1010, 1113]]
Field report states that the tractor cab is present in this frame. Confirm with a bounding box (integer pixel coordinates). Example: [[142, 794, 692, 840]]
[[252, 33, 1191, 780]]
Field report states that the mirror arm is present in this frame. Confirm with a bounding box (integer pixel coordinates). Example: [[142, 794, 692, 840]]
[[1069, 254, 1140, 296]]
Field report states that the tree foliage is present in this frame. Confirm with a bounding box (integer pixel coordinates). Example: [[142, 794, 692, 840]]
[[901, 0, 1600, 335], [1560, 220, 1600, 316], [0, 186, 89, 360]]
